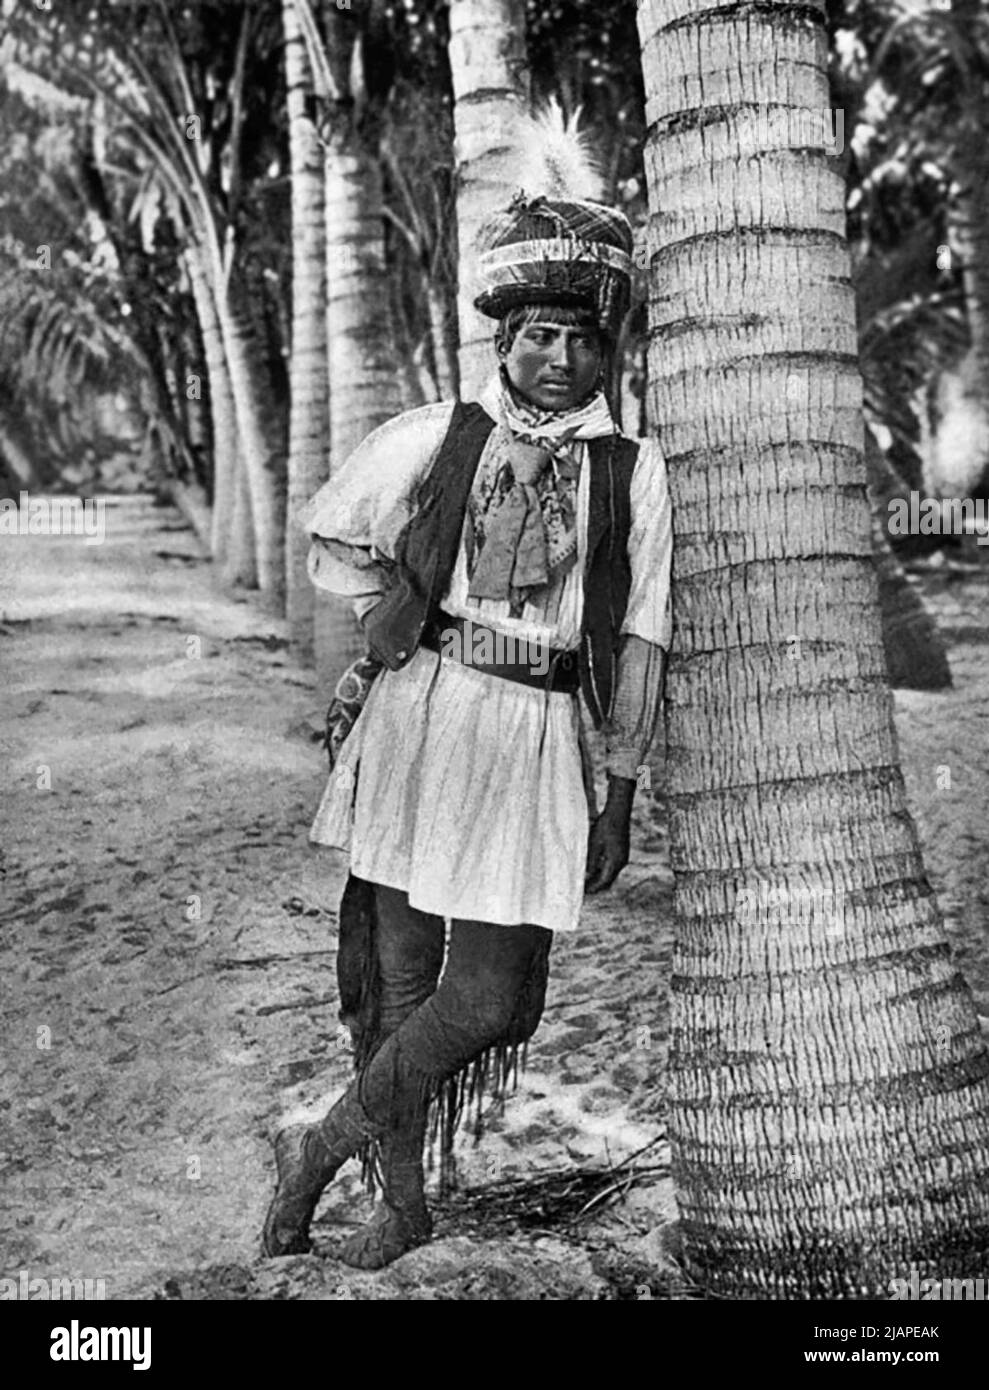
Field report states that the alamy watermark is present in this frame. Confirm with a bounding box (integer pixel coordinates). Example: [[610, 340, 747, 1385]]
[[747, 105, 844, 157], [0, 491, 106, 545], [0, 1268, 107, 1300], [438, 618, 556, 678], [735, 881, 846, 936], [889, 1266, 987, 1300], [49, 1320, 150, 1372], [888, 492, 989, 547]]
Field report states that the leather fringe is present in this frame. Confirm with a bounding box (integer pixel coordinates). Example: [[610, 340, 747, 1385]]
[[355, 1043, 531, 1200], [424, 1040, 529, 1196], [337, 874, 551, 1200]]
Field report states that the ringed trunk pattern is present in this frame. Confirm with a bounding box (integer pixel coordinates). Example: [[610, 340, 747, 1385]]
[[315, 7, 403, 698], [184, 246, 247, 579], [216, 275, 287, 606], [283, 0, 330, 660], [448, 0, 530, 401], [638, 0, 989, 1298]]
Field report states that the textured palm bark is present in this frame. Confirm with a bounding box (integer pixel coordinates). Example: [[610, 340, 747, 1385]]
[[448, 0, 530, 401], [951, 125, 989, 381], [946, 119, 989, 492], [919, 0, 989, 496], [638, 0, 989, 1298], [229, 454, 257, 591], [324, 146, 399, 460], [426, 280, 459, 400], [181, 319, 209, 478], [215, 276, 287, 607], [951, 0, 989, 403], [313, 5, 404, 698], [283, 0, 330, 661], [183, 246, 250, 582]]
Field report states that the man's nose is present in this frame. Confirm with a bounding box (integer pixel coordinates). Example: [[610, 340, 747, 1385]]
[[549, 336, 574, 370]]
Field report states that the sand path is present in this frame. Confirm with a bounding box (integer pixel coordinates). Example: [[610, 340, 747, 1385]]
[[1, 498, 986, 1300]]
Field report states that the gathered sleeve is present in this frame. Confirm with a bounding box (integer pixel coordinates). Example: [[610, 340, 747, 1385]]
[[604, 436, 674, 780], [301, 401, 457, 611], [621, 436, 673, 649]]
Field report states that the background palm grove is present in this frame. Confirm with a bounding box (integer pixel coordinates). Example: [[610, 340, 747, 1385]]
[[2, 0, 989, 1302]]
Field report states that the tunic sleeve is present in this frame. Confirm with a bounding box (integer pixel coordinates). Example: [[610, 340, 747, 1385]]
[[621, 436, 673, 648], [301, 401, 456, 601], [603, 436, 674, 780], [604, 635, 667, 780]]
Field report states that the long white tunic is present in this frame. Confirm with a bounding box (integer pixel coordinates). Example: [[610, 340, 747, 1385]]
[[301, 379, 673, 931]]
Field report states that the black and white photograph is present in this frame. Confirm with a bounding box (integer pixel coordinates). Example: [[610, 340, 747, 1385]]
[[2, 0, 989, 1335]]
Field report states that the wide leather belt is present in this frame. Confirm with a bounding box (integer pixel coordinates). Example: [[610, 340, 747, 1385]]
[[421, 610, 580, 694]]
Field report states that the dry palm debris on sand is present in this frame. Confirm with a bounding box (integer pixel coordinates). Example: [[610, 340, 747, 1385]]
[[433, 1137, 675, 1242]]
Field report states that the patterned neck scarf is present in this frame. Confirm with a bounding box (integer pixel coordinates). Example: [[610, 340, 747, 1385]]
[[467, 373, 617, 617]]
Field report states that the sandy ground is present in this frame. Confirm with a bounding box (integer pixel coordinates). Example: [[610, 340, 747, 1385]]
[[1, 497, 987, 1302]]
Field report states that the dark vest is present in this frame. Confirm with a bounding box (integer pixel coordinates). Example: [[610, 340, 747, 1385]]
[[363, 401, 638, 727]]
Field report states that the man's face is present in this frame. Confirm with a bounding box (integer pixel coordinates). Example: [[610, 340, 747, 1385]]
[[501, 319, 604, 412]]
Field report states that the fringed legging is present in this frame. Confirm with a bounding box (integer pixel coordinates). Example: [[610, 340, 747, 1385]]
[[344, 885, 552, 1188]]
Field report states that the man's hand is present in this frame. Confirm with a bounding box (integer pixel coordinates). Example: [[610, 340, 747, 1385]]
[[584, 776, 634, 894]]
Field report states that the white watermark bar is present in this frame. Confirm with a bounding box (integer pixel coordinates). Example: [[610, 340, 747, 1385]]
[[0, 491, 106, 546], [887, 492, 989, 546]]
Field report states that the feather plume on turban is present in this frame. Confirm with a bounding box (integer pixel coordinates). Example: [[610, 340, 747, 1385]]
[[472, 101, 635, 342]]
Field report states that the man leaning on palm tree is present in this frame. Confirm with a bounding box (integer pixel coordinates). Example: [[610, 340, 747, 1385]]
[[263, 112, 673, 1270]]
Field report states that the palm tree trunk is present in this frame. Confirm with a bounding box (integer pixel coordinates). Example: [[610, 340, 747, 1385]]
[[309, 4, 403, 699], [228, 452, 257, 589], [946, 116, 989, 493], [951, 0, 989, 397], [950, 126, 989, 383], [166, 477, 213, 549], [638, 0, 989, 1298], [426, 277, 458, 399], [920, 0, 989, 498], [324, 144, 400, 459], [317, 135, 401, 696], [283, 0, 330, 662], [184, 246, 243, 576], [391, 285, 430, 409], [181, 223, 258, 597], [447, 0, 530, 401], [182, 320, 210, 486], [215, 275, 287, 608]]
